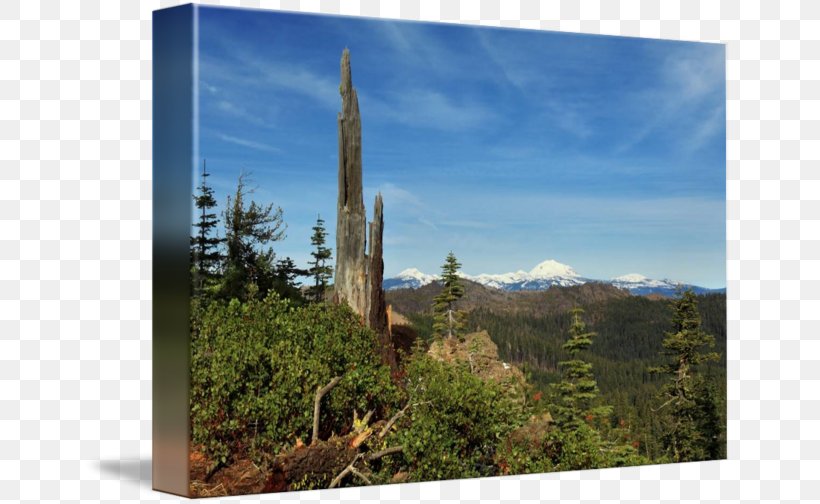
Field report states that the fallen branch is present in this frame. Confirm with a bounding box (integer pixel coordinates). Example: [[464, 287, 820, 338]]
[[329, 453, 363, 489], [312, 376, 342, 444], [348, 466, 372, 485], [378, 403, 411, 439], [366, 445, 403, 461]]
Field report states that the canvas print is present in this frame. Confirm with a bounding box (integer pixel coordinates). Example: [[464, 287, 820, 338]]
[[154, 4, 726, 497]]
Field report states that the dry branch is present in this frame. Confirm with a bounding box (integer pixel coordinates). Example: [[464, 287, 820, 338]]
[[312, 376, 342, 444], [348, 466, 372, 485], [366, 445, 403, 461], [329, 444, 404, 489], [328, 453, 363, 489], [378, 403, 410, 439]]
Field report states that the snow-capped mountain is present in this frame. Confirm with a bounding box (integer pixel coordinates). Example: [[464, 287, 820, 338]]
[[463, 259, 586, 291], [609, 273, 682, 296], [382, 268, 439, 291], [384, 260, 723, 297]]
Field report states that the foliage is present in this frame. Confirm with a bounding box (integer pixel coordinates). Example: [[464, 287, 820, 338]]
[[464, 292, 726, 461], [219, 172, 287, 301], [307, 215, 333, 302], [550, 307, 612, 428], [495, 306, 647, 474], [190, 293, 397, 471], [649, 289, 722, 463], [432, 252, 466, 339], [271, 256, 309, 305], [385, 350, 528, 482], [190, 160, 223, 297]]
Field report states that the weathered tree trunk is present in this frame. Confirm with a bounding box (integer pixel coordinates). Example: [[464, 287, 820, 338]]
[[367, 194, 397, 373], [333, 50, 396, 375], [334, 48, 368, 319]]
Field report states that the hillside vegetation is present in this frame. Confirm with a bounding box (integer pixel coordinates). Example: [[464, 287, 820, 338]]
[[388, 283, 727, 461]]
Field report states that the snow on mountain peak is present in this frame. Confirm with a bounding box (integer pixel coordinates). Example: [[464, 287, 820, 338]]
[[612, 273, 650, 283], [528, 259, 579, 279], [386, 261, 717, 295], [397, 267, 424, 278], [611, 273, 676, 289], [396, 268, 437, 282]]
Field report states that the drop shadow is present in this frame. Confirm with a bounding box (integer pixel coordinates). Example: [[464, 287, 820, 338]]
[[97, 458, 152, 490]]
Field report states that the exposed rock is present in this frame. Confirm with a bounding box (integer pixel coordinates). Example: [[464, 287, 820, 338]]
[[427, 330, 527, 402]]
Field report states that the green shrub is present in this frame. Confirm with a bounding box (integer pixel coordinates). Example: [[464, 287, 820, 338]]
[[190, 293, 397, 470], [387, 352, 527, 482], [495, 417, 650, 474]]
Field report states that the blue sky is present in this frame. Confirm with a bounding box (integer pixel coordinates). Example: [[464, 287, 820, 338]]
[[195, 6, 726, 288]]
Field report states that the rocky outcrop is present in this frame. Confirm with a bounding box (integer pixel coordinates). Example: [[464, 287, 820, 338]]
[[428, 330, 527, 403]]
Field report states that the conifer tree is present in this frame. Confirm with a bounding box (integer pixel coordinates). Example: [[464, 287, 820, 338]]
[[190, 159, 222, 296], [220, 172, 286, 300], [551, 307, 612, 429], [432, 252, 466, 339], [307, 215, 333, 302], [271, 256, 309, 304], [539, 307, 648, 470], [650, 289, 721, 463]]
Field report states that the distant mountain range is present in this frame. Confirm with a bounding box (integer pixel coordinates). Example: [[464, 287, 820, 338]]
[[383, 259, 724, 297]]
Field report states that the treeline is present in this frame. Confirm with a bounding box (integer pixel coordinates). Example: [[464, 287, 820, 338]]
[[189, 161, 333, 303], [457, 289, 726, 461]]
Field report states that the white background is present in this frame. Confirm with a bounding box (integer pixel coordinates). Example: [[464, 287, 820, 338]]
[[0, 0, 817, 502]]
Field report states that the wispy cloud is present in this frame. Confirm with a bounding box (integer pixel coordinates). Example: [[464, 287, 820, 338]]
[[615, 45, 724, 154], [201, 80, 219, 94], [371, 182, 426, 211], [365, 89, 495, 132], [250, 60, 339, 110], [375, 22, 467, 81], [208, 97, 274, 128], [685, 104, 724, 153], [475, 30, 597, 139], [217, 133, 282, 154], [201, 54, 339, 112], [475, 29, 540, 91]]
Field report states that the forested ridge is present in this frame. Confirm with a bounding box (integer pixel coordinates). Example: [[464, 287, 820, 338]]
[[391, 286, 727, 461]]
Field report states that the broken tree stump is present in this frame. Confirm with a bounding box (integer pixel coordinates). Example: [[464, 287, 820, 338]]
[[334, 48, 368, 319], [367, 193, 397, 373], [332, 49, 398, 374]]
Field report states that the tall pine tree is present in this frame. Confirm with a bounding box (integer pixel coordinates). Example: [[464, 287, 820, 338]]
[[649, 289, 721, 463], [551, 307, 612, 429], [220, 172, 287, 301], [190, 159, 222, 297], [543, 307, 646, 470], [307, 215, 333, 302], [432, 252, 466, 339]]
